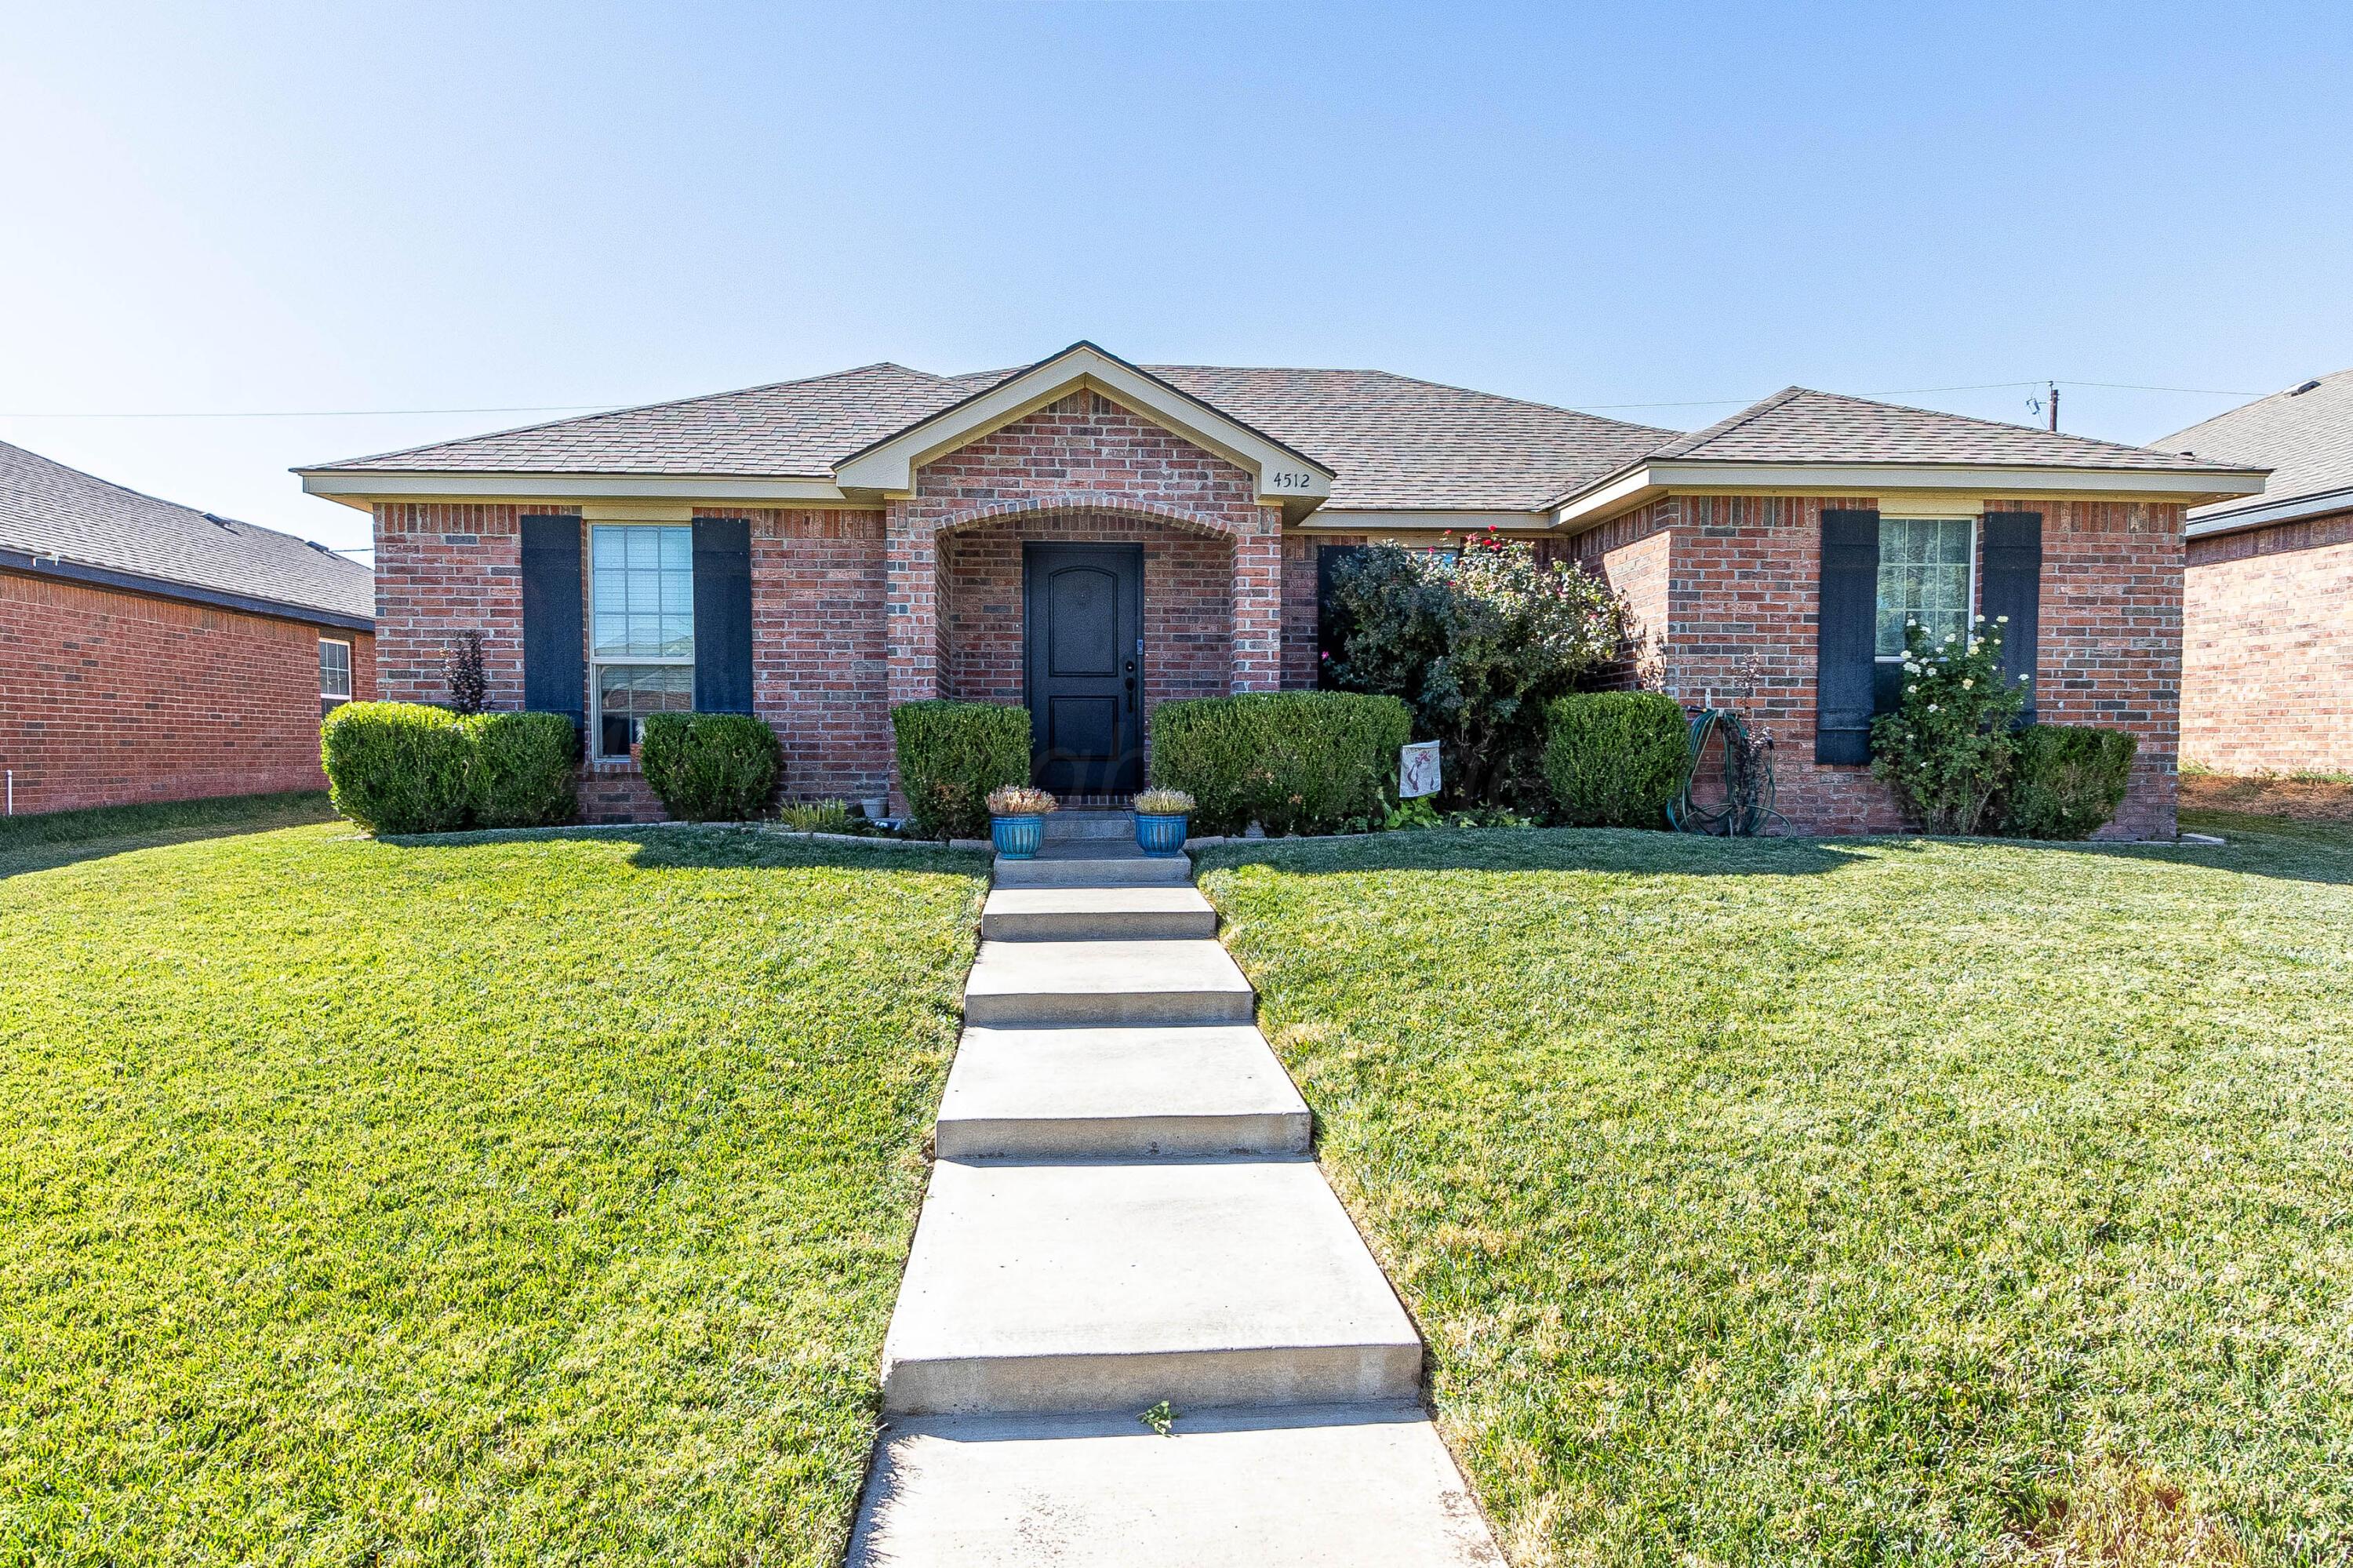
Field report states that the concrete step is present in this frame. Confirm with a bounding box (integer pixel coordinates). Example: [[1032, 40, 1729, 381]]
[[992, 842, 1191, 888], [1042, 809, 1136, 842], [880, 1157, 1422, 1416], [936, 1024, 1310, 1159], [963, 938, 1253, 1027], [980, 885, 1218, 941], [848, 1404, 1504, 1566]]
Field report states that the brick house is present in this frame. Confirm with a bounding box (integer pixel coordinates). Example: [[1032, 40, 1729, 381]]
[[2155, 370, 2352, 775], [299, 342, 2260, 835], [2, 439, 375, 816]]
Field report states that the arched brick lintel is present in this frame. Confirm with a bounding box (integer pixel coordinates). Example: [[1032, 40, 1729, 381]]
[[927, 496, 1256, 543]]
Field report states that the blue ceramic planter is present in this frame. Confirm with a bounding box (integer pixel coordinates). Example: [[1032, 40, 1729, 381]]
[[1136, 813, 1190, 857], [991, 813, 1046, 859]]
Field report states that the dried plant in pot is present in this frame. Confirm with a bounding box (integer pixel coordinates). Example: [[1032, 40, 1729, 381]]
[[985, 784, 1058, 859], [1131, 788, 1195, 857]]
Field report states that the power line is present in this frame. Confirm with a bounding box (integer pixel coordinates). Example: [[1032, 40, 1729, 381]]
[[0, 378, 2274, 421]]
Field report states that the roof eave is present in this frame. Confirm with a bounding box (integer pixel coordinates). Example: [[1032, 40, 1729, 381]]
[[1, 545, 373, 631], [1549, 460, 2270, 531], [2185, 482, 2353, 539]]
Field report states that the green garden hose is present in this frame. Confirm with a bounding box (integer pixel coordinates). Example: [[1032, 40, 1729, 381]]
[[1668, 708, 1784, 836]]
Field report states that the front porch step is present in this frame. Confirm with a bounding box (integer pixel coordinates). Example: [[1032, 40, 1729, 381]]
[[1042, 809, 1136, 842], [962, 937, 1254, 1026], [992, 841, 1193, 888], [980, 885, 1218, 941], [936, 1024, 1311, 1159], [848, 1404, 1504, 1566], [878, 1157, 1422, 1416]]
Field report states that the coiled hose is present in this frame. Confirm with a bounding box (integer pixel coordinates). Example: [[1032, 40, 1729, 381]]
[[1668, 708, 1784, 836]]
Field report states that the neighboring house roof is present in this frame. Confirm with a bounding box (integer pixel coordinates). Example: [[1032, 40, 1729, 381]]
[[305, 358, 1677, 514], [2152, 369, 2353, 535], [0, 438, 373, 628]]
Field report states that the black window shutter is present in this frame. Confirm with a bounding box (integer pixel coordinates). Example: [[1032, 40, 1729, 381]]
[[519, 515, 584, 727], [1315, 544, 1366, 689], [692, 518, 755, 714], [1980, 511, 2042, 726], [1815, 508, 1880, 764]]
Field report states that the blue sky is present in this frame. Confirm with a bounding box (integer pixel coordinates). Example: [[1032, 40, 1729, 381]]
[[3, 1, 2350, 557]]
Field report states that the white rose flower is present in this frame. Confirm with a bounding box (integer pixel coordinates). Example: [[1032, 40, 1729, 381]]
[[1926, 704, 1939, 712], [1962, 678, 1973, 689], [2019, 673, 2031, 684], [1996, 614, 2009, 623]]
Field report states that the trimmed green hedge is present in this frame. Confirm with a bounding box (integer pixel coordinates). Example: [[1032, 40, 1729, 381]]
[[2002, 724, 2138, 840], [464, 712, 580, 828], [323, 703, 581, 835], [639, 713, 784, 822], [892, 701, 1031, 840], [1149, 692, 1409, 836], [1543, 692, 1690, 828], [321, 703, 478, 835]]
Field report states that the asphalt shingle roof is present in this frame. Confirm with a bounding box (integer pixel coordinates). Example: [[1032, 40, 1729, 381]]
[[1640, 387, 2235, 473], [313, 366, 2250, 516], [0, 439, 373, 624], [2153, 369, 2353, 522], [312, 362, 1678, 511]]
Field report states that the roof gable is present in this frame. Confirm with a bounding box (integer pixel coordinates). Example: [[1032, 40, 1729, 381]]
[[1652, 387, 2238, 471], [833, 342, 1333, 505]]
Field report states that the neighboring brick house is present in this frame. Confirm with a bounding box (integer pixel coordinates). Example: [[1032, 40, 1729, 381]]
[[2155, 370, 2353, 775], [2, 439, 375, 815], [300, 342, 2261, 836]]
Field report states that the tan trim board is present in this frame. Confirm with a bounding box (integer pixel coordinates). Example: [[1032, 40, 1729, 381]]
[[2184, 483, 2353, 539], [297, 470, 852, 510], [1296, 509, 1551, 532]]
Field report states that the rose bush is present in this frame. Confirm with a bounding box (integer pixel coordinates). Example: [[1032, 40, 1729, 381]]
[[1869, 615, 2031, 835]]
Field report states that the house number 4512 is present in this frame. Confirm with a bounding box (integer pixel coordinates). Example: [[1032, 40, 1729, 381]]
[[1268, 470, 1318, 490]]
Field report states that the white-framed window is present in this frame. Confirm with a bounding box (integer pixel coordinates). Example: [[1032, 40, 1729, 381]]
[[589, 524, 694, 759], [1875, 518, 1976, 658], [319, 637, 353, 717]]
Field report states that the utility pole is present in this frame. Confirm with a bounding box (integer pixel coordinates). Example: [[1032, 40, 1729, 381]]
[[2047, 381, 2060, 433]]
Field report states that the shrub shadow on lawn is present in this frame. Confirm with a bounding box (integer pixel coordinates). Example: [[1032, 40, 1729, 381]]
[[381, 823, 992, 879], [1194, 826, 1864, 879], [0, 792, 338, 880], [1825, 814, 2353, 888]]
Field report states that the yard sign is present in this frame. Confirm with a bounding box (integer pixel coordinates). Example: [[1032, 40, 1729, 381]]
[[1399, 740, 1441, 799]]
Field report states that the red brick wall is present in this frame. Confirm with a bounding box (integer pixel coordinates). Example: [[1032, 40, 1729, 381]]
[[1568, 500, 1677, 693], [738, 507, 893, 801], [1558, 494, 2184, 839], [373, 502, 530, 705], [2182, 508, 2353, 775], [941, 511, 1233, 715], [1, 567, 374, 814]]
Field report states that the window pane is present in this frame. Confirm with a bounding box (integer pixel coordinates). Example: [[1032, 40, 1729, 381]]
[[319, 638, 352, 700], [595, 663, 693, 757], [1875, 518, 1973, 655], [590, 525, 696, 658]]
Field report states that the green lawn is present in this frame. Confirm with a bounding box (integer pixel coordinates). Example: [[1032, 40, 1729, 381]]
[[1198, 815, 2353, 1568], [0, 815, 987, 1566]]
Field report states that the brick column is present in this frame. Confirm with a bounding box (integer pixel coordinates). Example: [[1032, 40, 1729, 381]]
[[885, 501, 940, 703], [1231, 506, 1284, 691]]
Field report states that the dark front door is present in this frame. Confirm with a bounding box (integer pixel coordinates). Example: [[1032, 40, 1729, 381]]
[[1024, 544, 1144, 795]]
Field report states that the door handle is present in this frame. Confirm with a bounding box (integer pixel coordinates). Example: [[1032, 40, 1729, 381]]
[[1124, 675, 1135, 713]]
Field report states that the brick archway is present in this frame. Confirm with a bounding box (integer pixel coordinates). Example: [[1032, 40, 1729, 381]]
[[883, 393, 1285, 704]]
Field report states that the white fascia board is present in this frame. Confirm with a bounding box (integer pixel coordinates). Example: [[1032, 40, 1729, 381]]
[[297, 469, 849, 510], [1551, 461, 2268, 529], [2184, 483, 2353, 539], [831, 346, 1334, 504], [1297, 509, 1551, 531]]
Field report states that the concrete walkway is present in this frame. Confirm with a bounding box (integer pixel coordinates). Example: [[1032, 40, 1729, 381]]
[[849, 817, 1503, 1566]]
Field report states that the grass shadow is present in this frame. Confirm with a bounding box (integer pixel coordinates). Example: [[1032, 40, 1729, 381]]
[[0, 791, 337, 880], [1193, 825, 1865, 879]]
